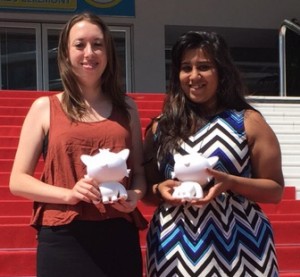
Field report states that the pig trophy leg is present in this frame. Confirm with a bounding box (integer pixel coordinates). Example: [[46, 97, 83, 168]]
[[172, 181, 203, 200], [100, 182, 128, 204]]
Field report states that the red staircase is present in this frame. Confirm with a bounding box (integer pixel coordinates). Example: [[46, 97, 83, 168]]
[[0, 90, 299, 276]]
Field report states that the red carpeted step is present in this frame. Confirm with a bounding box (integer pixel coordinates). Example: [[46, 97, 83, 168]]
[[0, 159, 44, 172], [0, 201, 33, 216], [0, 159, 14, 172], [282, 186, 296, 199], [277, 245, 300, 271], [0, 224, 36, 248], [0, 216, 31, 224], [129, 93, 165, 101], [0, 136, 20, 147], [0, 90, 55, 98], [0, 106, 29, 116], [0, 126, 21, 136], [268, 214, 300, 221], [272, 221, 300, 244], [0, 172, 10, 185], [0, 147, 17, 159], [0, 98, 35, 107], [135, 100, 163, 110], [138, 201, 156, 215], [138, 109, 161, 119], [0, 115, 25, 125], [260, 200, 300, 214], [0, 249, 36, 277]]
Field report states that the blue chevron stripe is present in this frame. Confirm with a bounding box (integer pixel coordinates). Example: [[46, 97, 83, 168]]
[[152, 218, 274, 263]]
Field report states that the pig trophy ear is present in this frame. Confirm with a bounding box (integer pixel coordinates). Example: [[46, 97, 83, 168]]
[[208, 156, 219, 167], [80, 155, 91, 165], [119, 149, 130, 160]]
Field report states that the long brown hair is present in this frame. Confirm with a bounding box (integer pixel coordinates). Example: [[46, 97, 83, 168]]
[[57, 12, 129, 120], [157, 31, 254, 161]]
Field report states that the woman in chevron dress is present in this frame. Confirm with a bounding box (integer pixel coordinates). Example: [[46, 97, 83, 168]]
[[143, 31, 284, 277]]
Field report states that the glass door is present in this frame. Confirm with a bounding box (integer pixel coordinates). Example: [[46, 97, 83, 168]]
[[0, 22, 42, 90]]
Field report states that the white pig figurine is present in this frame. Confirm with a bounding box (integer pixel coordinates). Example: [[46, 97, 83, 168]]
[[81, 148, 130, 204], [171, 153, 219, 200]]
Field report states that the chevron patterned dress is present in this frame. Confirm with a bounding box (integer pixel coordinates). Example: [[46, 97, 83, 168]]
[[146, 109, 278, 277]]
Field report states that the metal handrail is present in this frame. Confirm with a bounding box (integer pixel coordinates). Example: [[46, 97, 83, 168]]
[[279, 19, 300, 96]]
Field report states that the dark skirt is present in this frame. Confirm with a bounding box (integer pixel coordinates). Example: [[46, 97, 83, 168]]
[[37, 218, 143, 277]]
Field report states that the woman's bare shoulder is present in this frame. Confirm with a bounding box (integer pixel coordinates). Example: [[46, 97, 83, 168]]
[[30, 93, 61, 112], [244, 109, 268, 129], [29, 96, 50, 113]]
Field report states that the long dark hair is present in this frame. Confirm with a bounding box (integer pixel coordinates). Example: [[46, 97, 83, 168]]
[[157, 31, 254, 160], [57, 12, 128, 120]]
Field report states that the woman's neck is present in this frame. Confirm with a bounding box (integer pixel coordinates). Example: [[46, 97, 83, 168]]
[[186, 98, 221, 118]]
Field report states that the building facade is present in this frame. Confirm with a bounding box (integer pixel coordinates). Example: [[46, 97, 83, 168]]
[[0, 0, 300, 95]]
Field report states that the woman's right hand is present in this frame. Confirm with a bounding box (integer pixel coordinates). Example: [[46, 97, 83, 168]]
[[68, 177, 106, 213], [69, 177, 101, 203], [155, 179, 184, 205]]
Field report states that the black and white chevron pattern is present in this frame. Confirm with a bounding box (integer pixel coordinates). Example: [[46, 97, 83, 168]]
[[146, 110, 278, 277]]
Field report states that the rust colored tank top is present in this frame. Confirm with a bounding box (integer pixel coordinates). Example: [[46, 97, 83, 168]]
[[31, 95, 135, 227]]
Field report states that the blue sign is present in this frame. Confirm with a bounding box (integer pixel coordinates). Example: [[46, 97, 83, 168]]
[[0, 0, 135, 16]]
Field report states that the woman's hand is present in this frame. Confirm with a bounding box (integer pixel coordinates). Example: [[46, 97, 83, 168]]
[[68, 177, 106, 212], [184, 168, 233, 208], [154, 179, 185, 206], [71, 177, 101, 204], [111, 189, 140, 213]]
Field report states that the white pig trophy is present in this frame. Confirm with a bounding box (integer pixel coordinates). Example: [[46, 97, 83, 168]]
[[171, 153, 219, 200], [81, 149, 130, 204]]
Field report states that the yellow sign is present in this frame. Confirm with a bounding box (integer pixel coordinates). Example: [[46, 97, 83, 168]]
[[85, 0, 121, 8], [0, 0, 76, 10], [0, 0, 134, 16]]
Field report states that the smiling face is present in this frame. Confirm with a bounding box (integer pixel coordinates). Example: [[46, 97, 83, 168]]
[[68, 20, 108, 87], [179, 48, 219, 112]]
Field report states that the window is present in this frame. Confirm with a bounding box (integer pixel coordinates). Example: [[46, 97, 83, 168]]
[[0, 22, 42, 90], [0, 22, 132, 91]]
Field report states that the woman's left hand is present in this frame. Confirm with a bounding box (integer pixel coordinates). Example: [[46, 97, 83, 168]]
[[190, 168, 233, 207], [111, 190, 139, 213]]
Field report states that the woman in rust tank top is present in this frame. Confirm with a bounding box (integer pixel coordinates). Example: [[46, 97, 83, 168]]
[[9, 12, 147, 277]]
